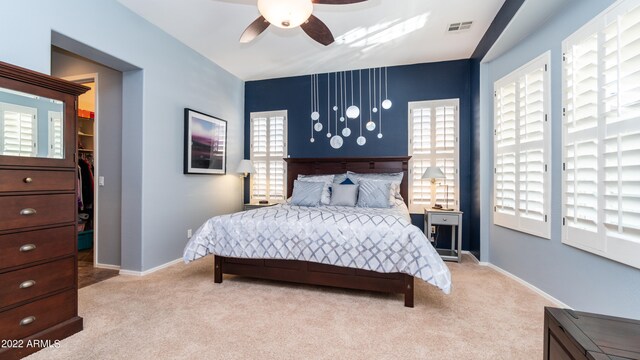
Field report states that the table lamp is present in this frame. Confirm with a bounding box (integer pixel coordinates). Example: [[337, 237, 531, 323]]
[[236, 159, 255, 204], [422, 166, 452, 211]]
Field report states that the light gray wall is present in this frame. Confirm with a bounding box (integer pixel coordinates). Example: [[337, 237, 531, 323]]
[[51, 47, 123, 267], [0, 0, 244, 272], [481, 0, 640, 319]]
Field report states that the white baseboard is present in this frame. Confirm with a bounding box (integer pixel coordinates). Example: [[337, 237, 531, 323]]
[[479, 262, 572, 309], [94, 262, 120, 271], [119, 258, 182, 277]]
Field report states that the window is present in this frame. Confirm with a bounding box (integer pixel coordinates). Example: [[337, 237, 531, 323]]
[[493, 52, 551, 239], [562, 0, 640, 269], [0, 102, 37, 157], [408, 99, 459, 213], [250, 110, 287, 203]]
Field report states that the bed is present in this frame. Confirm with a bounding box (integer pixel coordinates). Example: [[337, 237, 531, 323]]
[[183, 157, 451, 307]]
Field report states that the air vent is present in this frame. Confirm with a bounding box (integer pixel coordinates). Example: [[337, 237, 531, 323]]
[[448, 21, 473, 32]]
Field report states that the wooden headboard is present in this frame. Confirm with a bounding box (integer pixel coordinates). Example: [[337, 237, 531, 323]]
[[284, 157, 411, 205]]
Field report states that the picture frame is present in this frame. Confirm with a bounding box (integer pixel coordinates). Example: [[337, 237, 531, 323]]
[[184, 108, 227, 175]]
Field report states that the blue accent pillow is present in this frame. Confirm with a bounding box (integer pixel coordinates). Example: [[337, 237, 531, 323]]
[[356, 180, 392, 208], [290, 180, 324, 207], [340, 177, 355, 185]]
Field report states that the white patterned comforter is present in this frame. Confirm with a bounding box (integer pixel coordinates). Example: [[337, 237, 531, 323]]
[[183, 202, 451, 294]]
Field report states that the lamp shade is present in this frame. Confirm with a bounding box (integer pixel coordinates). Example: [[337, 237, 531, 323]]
[[422, 167, 445, 180], [257, 0, 313, 29], [236, 160, 255, 175]]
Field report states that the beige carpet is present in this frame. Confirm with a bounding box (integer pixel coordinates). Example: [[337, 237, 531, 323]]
[[27, 255, 551, 360]]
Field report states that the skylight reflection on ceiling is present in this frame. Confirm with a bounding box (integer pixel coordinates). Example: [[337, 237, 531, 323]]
[[336, 13, 430, 52]]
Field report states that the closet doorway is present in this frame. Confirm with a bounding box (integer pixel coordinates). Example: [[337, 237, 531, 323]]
[[52, 47, 123, 288], [70, 75, 117, 287]]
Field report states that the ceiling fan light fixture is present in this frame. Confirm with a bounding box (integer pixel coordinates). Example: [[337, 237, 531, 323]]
[[257, 0, 313, 29]]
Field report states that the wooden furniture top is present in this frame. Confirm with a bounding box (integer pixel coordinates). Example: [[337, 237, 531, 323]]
[[0, 61, 89, 96], [545, 307, 640, 359]]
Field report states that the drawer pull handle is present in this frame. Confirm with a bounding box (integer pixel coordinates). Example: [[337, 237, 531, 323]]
[[19, 280, 36, 289], [19, 208, 37, 216], [23, 177, 33, 183], [20, 316, 36, 326], [19, 244, 36, 252], [442, 218, 448, 221]]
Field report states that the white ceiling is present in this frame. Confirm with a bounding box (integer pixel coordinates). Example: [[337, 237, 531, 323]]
[[117, 0, 506, 80]]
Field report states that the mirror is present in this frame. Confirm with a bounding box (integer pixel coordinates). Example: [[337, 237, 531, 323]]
[[0, 86, 65, 159]]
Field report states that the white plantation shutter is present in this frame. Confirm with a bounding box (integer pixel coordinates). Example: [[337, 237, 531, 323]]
[[518, 64, 547, 223], [0, 102, 37, 157], [494, 52, 550, 239], [48, 111, 64, 159], [250, 111, 287, 203], [495, 80, 517, 217], [408, 99, 459, 213], [563, 0, 640, 269]]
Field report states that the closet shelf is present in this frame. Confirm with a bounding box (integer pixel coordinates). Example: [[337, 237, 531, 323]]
[[78, 132, 93, 137], [79, 149, 94, 152]]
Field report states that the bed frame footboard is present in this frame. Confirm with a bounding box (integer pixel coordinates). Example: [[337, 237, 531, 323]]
[[213, 255, 415, 307]]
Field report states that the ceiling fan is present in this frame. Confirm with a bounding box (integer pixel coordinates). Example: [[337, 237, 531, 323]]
[[240, 0, 367, 46]]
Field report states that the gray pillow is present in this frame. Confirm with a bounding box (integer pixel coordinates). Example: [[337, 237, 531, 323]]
[[290, 180, 324, 207], [357, 180, 392, 208], [297, 174, 334, 205], [332, 173, 348, 184], [347, 171, 404, 204], [330, 184, 359, 206]]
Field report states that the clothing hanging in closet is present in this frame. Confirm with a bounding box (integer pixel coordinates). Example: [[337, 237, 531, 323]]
[[77, 157, 94, 211]]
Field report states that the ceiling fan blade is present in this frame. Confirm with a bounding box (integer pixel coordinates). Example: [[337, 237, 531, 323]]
[[312, 0, 367, 4], [240, 16, 270, 43], [300, 15, 334, 46]]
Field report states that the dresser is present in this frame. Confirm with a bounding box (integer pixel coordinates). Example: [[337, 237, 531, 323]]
[[544, 307, 640, 360], [0, 61, 89, 359]]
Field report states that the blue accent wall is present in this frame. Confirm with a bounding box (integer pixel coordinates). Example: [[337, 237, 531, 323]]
[[245, 60, 474, 252], [469, 58, 482, 260]]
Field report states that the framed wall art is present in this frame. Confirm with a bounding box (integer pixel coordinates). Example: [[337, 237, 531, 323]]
[[184, 108, 227, 175]]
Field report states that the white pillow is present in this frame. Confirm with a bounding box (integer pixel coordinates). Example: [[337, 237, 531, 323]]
[[332, 173, 348, 184], [297, 174, 334, 205]]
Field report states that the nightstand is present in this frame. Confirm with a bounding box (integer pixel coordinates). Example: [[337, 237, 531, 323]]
[[424, 209, 463, 262], [243, 203, 275, 211]]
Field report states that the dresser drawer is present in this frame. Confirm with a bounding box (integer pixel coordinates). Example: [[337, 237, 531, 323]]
[[0, 226, 75, 270], [0, 289, 76, 341], [0, 257, 75, 308], [0, 194, 75, 230], [430, 214, 459, 225], [0, 169, 75, 193]]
